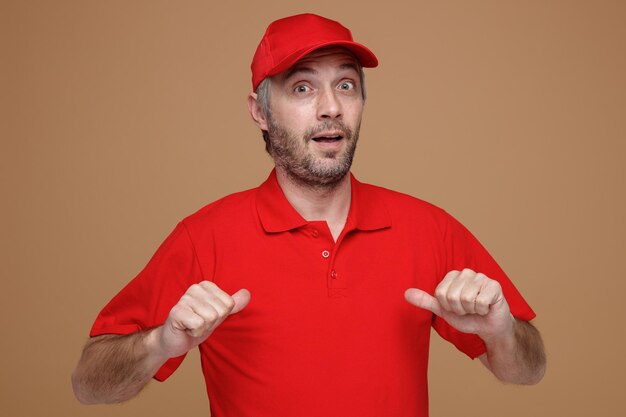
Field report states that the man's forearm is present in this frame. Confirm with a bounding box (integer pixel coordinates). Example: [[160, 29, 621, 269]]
[[480, 319, 546, 385], [71, 329, 167, 404], [72, 284, 250, 405]]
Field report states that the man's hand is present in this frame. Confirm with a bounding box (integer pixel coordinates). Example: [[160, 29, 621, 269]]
[[404, 268, 546, 384], [405, 269, 513, 338], [404, 268, 514, 340], [152, 282, 251, 360], [72, 282, 250, 404]]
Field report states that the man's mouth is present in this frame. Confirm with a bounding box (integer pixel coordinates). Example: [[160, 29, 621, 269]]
[[311, 132, 345, 143]]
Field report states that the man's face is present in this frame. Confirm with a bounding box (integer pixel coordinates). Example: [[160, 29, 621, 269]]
[[264, 47, 365, 188]]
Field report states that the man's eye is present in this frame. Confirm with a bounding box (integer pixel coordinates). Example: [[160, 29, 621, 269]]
[[294, 85, 310, 93], [339, 81, 355, 90]]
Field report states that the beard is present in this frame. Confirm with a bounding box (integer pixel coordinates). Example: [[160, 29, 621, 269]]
[[266, 115, 360, 189]]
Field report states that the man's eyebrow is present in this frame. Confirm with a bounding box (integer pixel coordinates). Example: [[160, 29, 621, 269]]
[[339, 63, 360, 74], [282, 62, 361, 81], [283, 66, 317, 81]]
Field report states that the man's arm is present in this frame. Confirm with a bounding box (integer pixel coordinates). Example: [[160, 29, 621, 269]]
[[72, 282, 250, 404], [71, 331, 166, 404], [478, 319, 545, 384], [404, 268, 546, 385]]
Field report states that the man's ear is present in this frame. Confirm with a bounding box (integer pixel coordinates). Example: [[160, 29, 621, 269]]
[[247, 92, 268, 131]]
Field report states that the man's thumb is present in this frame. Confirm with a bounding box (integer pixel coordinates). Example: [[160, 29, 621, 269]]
[[404, 288, 442, 316], [230, 289, 251, 315]]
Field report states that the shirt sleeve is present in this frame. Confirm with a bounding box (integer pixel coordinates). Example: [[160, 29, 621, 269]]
[[89, 221, 205, 381], [432, 212, 536, 359]]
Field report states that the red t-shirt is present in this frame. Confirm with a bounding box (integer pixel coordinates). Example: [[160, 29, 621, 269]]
[[91, 170, 535, 417]]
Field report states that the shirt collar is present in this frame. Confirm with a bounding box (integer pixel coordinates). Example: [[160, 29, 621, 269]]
[[256, 169, 391, 233]]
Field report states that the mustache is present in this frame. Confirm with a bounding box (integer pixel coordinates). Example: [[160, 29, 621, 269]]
[[304, 121, 354, 141]]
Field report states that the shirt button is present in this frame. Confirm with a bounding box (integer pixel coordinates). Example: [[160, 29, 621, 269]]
[[311, 229, 319, 238], [321, 250, 330, 258], [331, 270, 337, 279]]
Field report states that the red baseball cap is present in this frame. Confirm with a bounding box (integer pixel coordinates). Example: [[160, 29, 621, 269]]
[[251, 13, 378, 91]]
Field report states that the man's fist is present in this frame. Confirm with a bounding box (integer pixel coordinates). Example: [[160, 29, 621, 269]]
[[405, 268, 513, 340], [155, 282, 251, 359]]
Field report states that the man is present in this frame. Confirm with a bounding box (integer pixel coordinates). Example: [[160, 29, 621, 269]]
[[72, 13, 545, 417]]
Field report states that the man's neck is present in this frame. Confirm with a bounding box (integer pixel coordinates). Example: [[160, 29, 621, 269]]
[[275, 168, 352, 242]]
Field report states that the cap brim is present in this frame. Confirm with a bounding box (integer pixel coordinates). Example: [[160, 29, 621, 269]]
[[267, 40, 378, 79]]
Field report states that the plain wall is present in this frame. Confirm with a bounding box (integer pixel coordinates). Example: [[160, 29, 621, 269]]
[[3, 0, 625, 416]]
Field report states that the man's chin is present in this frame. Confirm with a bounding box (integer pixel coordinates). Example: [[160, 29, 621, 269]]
[[279, 161, 350, 189], [307, 161, 353, 184]]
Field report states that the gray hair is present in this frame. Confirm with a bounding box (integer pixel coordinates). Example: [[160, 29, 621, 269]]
[[256, 77, 273, 154], [255, 67, 367, 154]]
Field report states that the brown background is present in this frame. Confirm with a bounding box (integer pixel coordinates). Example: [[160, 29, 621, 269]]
[[3, 0, 625, 416]]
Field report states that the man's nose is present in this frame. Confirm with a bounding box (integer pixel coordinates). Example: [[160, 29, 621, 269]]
[[317, 88, 342, 120]]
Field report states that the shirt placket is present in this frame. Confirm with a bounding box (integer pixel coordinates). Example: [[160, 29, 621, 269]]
[[306, 221, 348, 297]]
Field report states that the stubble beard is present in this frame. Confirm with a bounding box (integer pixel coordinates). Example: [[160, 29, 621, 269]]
[[266, 115, 360, 190]]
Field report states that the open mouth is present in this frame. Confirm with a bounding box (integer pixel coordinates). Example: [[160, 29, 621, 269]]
[[311, 133, 345, 143]]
